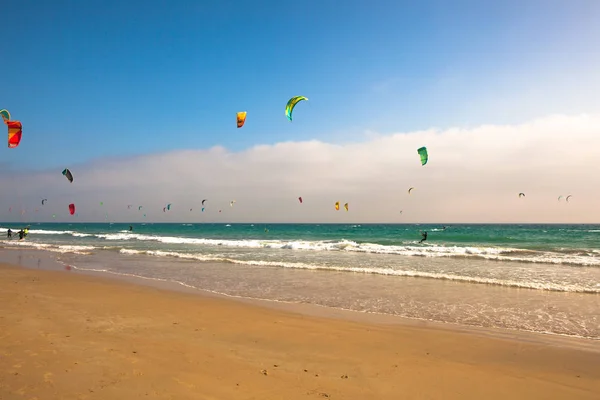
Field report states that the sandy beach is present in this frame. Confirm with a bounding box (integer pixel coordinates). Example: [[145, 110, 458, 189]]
[[1, 263, 599, 400]]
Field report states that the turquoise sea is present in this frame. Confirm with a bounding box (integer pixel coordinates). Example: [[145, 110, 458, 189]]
[[1, 222, 599, 339]]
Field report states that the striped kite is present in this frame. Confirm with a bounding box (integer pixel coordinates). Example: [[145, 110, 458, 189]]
[[285, 96, 308, 121], [2, 109, 22, 148]]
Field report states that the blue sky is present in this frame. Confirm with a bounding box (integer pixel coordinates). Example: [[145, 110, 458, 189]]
[[1, 0, 599, 171]]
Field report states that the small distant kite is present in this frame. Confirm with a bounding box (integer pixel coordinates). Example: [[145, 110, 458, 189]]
[[298, 197, 303, 204], [335, 201, 340, 211], [344, 203, 349, 211], [230, 200, 236, 207], [0, 109, 11, 122], [202, 199, 207, 206], [285, 96, 308, 121], [558, 195, 563, 202], [518, 193, 525, 198], [62, 168, 74, 183], [68, 203, 76, 215], [41, 199, 48, 205], [408, 187, 414, 194], [417, 147, 428, 166], [237, 112, 247, 128], [566, 195, 572, 202]]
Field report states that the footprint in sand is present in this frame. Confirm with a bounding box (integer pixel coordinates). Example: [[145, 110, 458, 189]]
[[43, 372, 54, 385]]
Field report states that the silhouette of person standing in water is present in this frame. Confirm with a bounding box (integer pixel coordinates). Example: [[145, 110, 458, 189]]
[[419, 231, 428, 243]]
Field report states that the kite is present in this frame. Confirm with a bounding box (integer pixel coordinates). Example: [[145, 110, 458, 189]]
[[558, 196, 563, 202], [7, 120, 22, 148], [41, 199, 47, 205], [62, 168, 74, 183], [202, 199, 207, 206], [230, 200, 236, 207], [1, 110, 21, 149], [417, 147, 428, 166], [127, 204, 132, 209], [335, 201, 340, 211], [344, 203, 349, 211], [408, 187, 414, 194], [518, 193, 525, 198], [0, 109, 11, 122], [298, 197, 303, 204], [237, 112, 247, 128], [201, 207, 205, 212], [566, 195, 572, 202], [167, 203, 172, 210], [163, 207, 166, 212], [285, 96, 308, 121], [68, 203, 75, 215], [138, 206, 143, 210]]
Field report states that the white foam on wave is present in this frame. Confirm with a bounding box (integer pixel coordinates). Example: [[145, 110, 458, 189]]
[[5, 227, 600, 267], [0, 240, 95, 255]]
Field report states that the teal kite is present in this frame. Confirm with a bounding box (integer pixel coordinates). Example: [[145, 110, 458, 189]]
[[417, 147, 428, 166], [285, 96, 308, 121]]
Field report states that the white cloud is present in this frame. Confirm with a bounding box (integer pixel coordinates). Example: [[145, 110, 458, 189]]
[[1, 114, 599, 223]]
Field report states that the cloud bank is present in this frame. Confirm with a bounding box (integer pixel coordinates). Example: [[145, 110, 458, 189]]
[[1, 114, 599, 223]]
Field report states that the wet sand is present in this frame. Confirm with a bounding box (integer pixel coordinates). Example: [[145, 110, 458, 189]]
[[1, 262, 599, 399]]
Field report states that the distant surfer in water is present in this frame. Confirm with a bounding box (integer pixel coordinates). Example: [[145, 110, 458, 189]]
[[129, 225, 133, 232], [419, 231, 428, 243], [7, 228, 12, 238]]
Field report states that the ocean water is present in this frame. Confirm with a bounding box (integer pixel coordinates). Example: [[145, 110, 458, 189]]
[[1, 222, 599, 339]]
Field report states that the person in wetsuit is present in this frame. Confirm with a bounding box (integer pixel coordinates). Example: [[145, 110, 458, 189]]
[[7, 228, 12, 238], [419, 231, 428, 243], [18, 229, 24, 240], [129, 225, 133, 232]]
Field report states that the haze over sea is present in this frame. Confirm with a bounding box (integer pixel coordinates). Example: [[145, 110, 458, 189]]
[[2, 222, 598, 339]]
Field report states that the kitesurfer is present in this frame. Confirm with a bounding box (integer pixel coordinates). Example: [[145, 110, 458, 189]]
[[24, 227, 29, 237], [419, 231, 428, 243], [18, 229, 24, 240], [7, 228, 12, 238], [129, 225, 133, 232]]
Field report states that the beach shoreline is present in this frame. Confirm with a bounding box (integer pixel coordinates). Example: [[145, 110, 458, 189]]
[[1, 255, 600, 399], [2, 247, 599, 353]]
